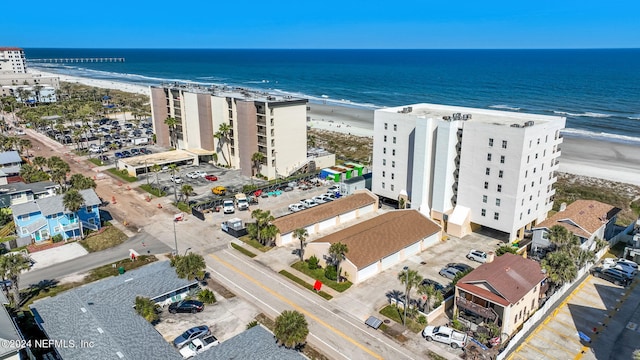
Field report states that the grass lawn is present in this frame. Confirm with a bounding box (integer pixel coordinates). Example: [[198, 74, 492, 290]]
[[21, 255, 157, 309], [238, 235, 272, 252], [140, 184, 166, 197], [88, 158, 105, 166], [107, 168, 137, 182], [279, 270, 332, 300], [605, 241, 626, 259], [230, 242, 257, 258], [291, 261, 352, 292], [379, 304, 424, 333], [80, 224, 128, 252]]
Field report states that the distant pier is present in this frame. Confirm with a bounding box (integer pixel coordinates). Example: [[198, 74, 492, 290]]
[[27, 58, 125, 63]]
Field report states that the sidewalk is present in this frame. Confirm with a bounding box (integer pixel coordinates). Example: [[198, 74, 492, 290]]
[[28, 242, 88, 270]]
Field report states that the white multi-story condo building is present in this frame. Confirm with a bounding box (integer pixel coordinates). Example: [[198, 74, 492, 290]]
[[372, 104, 565, 241], [150, 84, 309, 180], [0, 47, 27, 74]]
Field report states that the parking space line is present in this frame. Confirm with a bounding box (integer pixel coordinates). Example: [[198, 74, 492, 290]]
[[209, 253, 385, 360], [521, 341, 553, 358], [528, 331, 575, 355]]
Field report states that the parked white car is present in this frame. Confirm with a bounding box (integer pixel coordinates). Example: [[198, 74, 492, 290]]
[[289, 203, 305, 212], [193, 170, 207, 178], [466, 250, 487, 263], [300, 199, 319, 208], [422, 325, 468, 349], [312, 195, 327, 204], [170, 176, 183, 184], [222, 200, 235, 214]]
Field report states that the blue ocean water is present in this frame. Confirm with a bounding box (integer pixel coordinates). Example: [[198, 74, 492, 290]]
[[25, 48, 640, 142]]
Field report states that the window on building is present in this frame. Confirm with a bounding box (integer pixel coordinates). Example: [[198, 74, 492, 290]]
[[384, 123, 388, 130], [21, 227, 28, 235], [529, 140, 532, 148], [535, 153, 538, 159], [531, 181, 535, 187], [494, 212, 500, 220], [496, 198, 501, 206], [382, 182, 385, 189], [54, 226, 61, 233], [523, 184, 527, 192], [527, 155, 530, 163], [489, 138, 494, 147], [487, 153, 492, 161], [393, 124, 397, 131], [533, 167, 536, 173], [485, 168, 490, 176], [500, 155, 505, 164], [525, 170, 528, 178], [383, 159, 386, 166], [482, 195, 487, 203], [502, 140, 508, 149], [21, 214, 29, 221], [481, 209, 486, 216], [393, 136, 396, 144], [520, 213, 523, 220], [537, 138, 540, 145], [392, 149, 396, 156], [544, 150, 546, 157], [382, 171, 385, 177], [484, 182, 489, 189], [390, 184, 394, 191], [498, 170, 503, 178], [384, 135, 387, 142], [383, 148, 386, 154], [528, 209, 531, 215], [392, 161, 395, 168], [86, 206, 93, 213], [497, 184, 502, 192], [391, 173, 395, 179]]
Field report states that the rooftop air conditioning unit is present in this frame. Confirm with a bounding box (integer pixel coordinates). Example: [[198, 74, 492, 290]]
[[511, 124, 521, 128], [524, 121, 535, 127], [443, 116, 451, 120]]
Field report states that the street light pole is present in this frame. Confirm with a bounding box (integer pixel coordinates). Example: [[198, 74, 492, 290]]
[[173, 219, 178, 255], [403, 266, 409, 327]]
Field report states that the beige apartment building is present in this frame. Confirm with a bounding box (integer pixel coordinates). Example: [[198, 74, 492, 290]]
[[0, 47, 27, 74], [150, 84, 309, 180]]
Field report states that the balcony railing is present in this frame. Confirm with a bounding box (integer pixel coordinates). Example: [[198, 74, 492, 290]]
[[456, 296, 498, 321], [81, 221, 100, 231], [62, 222, 79, 232]]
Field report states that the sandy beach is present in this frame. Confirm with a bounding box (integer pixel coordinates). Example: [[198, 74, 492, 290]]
[[31, 69, 640, 186]]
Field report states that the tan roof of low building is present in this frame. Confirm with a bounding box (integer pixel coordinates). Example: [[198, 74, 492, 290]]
[[119, 149, 196, 167], [457, 253, 545, 306], [273, 191, 378, 235], [310, 210, 441, 269], [535, 200, 621, 238]]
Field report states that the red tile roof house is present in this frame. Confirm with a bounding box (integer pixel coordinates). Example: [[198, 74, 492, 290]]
[[303, 209, 441, 284], [531, 200, 621, 252], [454, 253, 547, 337]]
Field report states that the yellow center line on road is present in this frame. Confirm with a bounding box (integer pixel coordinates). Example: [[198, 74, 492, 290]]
[[210, 253, 384, 360]]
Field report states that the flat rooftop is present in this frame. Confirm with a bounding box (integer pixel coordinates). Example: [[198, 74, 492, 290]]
[[153, 83, 307, 104], [119, 149, 195, 167], [378, 103, 564, 126]]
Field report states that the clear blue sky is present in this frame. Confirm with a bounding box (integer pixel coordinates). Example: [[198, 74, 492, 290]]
[[3, 0, 639, 48]]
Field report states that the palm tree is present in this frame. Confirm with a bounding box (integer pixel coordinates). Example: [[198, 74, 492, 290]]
[[398, 268, 423, 321], [251, 152, 265, 176], [20, 139, 32, 157], [293, 228, 309, 262], [172, 253, 206, 280], [214, 123, 232, 167], [417, 283, 436, 312], [69, 173, 96, 190], [0, 253, 31, 307], [134, 296, 160, 323], [32, 156, 47, 171], [250, 209, 275, 245], [274, 310, 309, 349], [541, 251, 577, 287], [150, 164, 161, 185], [260, 224, 280, 247], [168, 164, 178, 203], [328, 242, 349, 283], [63, 189, 85, 238], [180, 184, 193, 204], [164, 116, 178, 148], [197, 289, 217, 304]]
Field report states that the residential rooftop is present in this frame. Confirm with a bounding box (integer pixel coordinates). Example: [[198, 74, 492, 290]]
[[457, 253, 546, 306], [30, 261, 198, 360], [273, 191, 378, 235], [310, 209, 441, 268], [11, 188, 101, 217], [0, 180, 57, 195], [534, 199, 621, 239], [378, 103, 564, 126], [0, 151, 21, 165]]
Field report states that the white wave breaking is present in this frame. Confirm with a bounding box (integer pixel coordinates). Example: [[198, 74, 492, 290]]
[[489, 104, 521, 111], [561, 128, 640, 145], [553, 111, 612, 118]]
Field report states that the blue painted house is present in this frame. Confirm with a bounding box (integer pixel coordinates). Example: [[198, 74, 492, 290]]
[[10, 189, 101, 243]]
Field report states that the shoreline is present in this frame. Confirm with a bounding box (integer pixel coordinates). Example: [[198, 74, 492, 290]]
[[30, 69, 640, 186]]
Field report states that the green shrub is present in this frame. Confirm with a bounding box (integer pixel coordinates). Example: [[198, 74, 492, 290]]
[[51, 234, 64, 243], [308, 255, 319, 270], [496, 245, 517, 256], [197, 289, 217, 304], [246, 320, 259, 329], [417, 315, 427, 325], [324, 265, 337, 281]]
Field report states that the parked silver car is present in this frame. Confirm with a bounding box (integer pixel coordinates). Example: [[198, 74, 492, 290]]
[[439, 267, 461, 280], [466, 250, 487, 263], [173, 325, 210, 348]]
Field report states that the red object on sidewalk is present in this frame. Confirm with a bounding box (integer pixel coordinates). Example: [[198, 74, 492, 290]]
[[313, 280, 322, 291]]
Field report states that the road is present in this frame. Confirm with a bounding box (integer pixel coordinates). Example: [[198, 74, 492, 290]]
[[19, 231, 172, 289]]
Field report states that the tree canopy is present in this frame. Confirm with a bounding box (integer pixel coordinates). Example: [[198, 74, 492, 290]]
[[274, 310, 309, 349]]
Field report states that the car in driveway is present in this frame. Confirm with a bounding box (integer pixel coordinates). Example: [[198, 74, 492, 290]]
[[204, 175, 218, 181], [168, 300, 204, 314], [466, 250, 487, 263], [300, 199, 319, 208], [173, 325, 210, 348], [171, 176, 183, 184], [289, 203, 305, 212], [447, 263, 474, 272], [439, 267, 461, 280]]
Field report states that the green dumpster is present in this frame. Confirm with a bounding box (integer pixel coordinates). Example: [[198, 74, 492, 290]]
[[118, 267, 125, 275]]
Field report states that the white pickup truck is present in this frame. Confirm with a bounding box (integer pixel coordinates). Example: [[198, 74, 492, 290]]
[[235, 193, 249, 211], [222, 199, 235, 214], [179, 334, 219, 358], [422, 325, 467, 349]]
